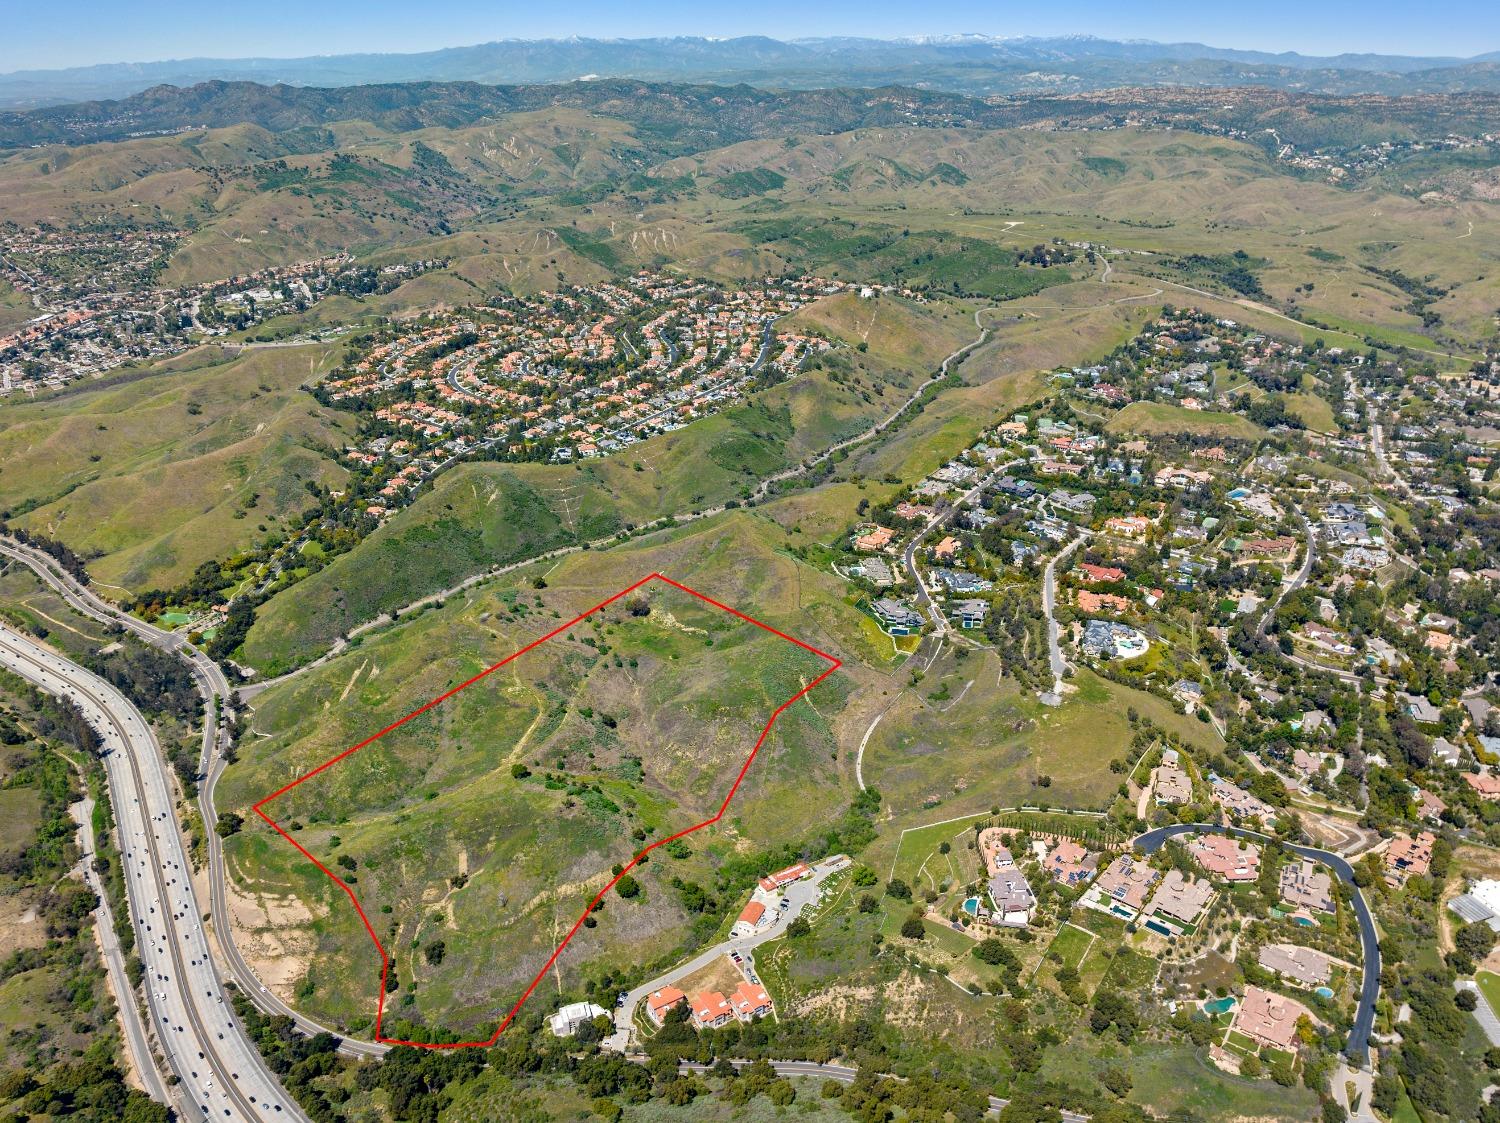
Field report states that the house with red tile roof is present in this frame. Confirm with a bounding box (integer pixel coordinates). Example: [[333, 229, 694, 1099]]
[[1188, 834, 1261, 882], [1463, 771, 1500, 800], [730, 981, 773, 1022], [1233, 986, 1311, 1050], [1384, 832, 1435, 885], [1077, 563, 1125, 584], [1077, 590, 1132, 614], [1044, 839, 1097, 886], [690, 991, 734, 1029], [731, 901, 767, 939], [646, 986, 687, 1026], [758, 863, 812, 893]]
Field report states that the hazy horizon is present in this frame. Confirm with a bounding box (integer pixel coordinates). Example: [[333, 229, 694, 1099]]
[[4, 0, 1498, 74]]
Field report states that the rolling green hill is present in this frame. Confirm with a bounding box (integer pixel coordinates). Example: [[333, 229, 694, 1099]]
[[0, 344, 354, 591], [221, 513, 863, 1035]]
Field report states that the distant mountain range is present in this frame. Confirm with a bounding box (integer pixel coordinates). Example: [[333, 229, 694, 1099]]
[[3, 34, 1500, 109]]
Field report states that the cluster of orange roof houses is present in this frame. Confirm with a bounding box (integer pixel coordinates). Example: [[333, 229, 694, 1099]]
[[645, 980, 774, 1030]]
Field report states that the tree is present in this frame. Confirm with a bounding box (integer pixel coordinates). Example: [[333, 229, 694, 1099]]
[[786, 916, 812, 938], [973, 938, 1014, 966], [1320, 1097, 1348, 1123], [423, 939, 446, 965], [1100, 1066, 1132, 1098], [215, 810, 244, 837], [615, 875, 641, 899], [900, 915, 926, 940], [1267, 1053, 1296, 1087], [1456, 921, 1497, 962], [660, 1077, 698, 1106]]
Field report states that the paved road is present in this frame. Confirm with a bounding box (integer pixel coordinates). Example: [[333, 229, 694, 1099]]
[[0, 535, 386, 1058], [68, 791, 170, 1105], [1458, 980, 1500, 1046], [0, 626, 305, 1121], [1257, 508, 1315, 639], [1136, 822, 1380, 1064], [605, 858, 849, 1052], [1041, 534, 1087, 694], [1369, 421, 1410, 497], [677, 1059, 1089, 1120], [898, 456, 1023, 638]]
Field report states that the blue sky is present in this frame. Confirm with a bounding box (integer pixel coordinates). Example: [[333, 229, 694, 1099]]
[[5, 0, 1498, 72]]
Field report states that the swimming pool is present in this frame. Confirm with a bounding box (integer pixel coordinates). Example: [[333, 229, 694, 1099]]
[[1315, 986, 1335, 1000], [962, 896, 981, 916], [1202, 996, 1237, 1015]]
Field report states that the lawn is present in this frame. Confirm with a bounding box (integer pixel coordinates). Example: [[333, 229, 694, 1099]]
[[1476, 971, 1500, 1020], [1106, 401, 1267, 441], [1046, 923, 1095, 971], [888, 813, 989, 885]]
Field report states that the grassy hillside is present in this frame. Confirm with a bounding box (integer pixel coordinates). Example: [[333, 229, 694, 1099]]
[[221, 513, 864, 1035], [0, 343, 353, 591]]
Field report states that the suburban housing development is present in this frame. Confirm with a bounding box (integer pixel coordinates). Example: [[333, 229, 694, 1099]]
[[2, 17, 1500, 1123]]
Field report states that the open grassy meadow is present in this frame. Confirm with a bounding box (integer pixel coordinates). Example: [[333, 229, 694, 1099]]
[[861, 660, 1222, 822]]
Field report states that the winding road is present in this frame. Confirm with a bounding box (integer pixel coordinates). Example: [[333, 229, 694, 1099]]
[[1136, 822, 1380, 1064], [0, 626, 305, 1121], [1041, 533, 1088, 694]]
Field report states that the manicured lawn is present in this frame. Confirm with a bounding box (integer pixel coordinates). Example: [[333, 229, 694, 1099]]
[[1222, 1029, 1259, 1056], [1047, 923, 1095, 970], [888, 813, 988, 885], [1475, 970, 1500, 1017]]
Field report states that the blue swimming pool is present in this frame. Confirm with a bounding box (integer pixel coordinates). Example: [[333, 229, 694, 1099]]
[[1203, 997, 1236, 1015], [962, 896, 981, 916], [1315, 986, 1334, 1000]]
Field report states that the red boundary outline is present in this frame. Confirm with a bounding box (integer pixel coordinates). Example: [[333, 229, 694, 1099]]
[[252, 572, 841, 1049]]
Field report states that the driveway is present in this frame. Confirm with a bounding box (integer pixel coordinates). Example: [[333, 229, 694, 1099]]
[[604, 857, 849, 1051]]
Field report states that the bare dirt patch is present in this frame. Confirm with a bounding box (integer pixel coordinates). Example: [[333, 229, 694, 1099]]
[[223, 861, 321, 1002]]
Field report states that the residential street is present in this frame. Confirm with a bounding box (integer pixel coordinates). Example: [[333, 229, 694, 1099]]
[[1136, 822, 1380, 1064]]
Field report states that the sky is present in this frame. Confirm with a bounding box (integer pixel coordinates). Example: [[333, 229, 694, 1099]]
[[4, 0, 1498, 73]]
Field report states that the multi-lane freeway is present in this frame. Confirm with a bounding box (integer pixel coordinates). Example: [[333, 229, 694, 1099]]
[[0, 625, 305, 1121], [0, 535, 386, 1059]]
